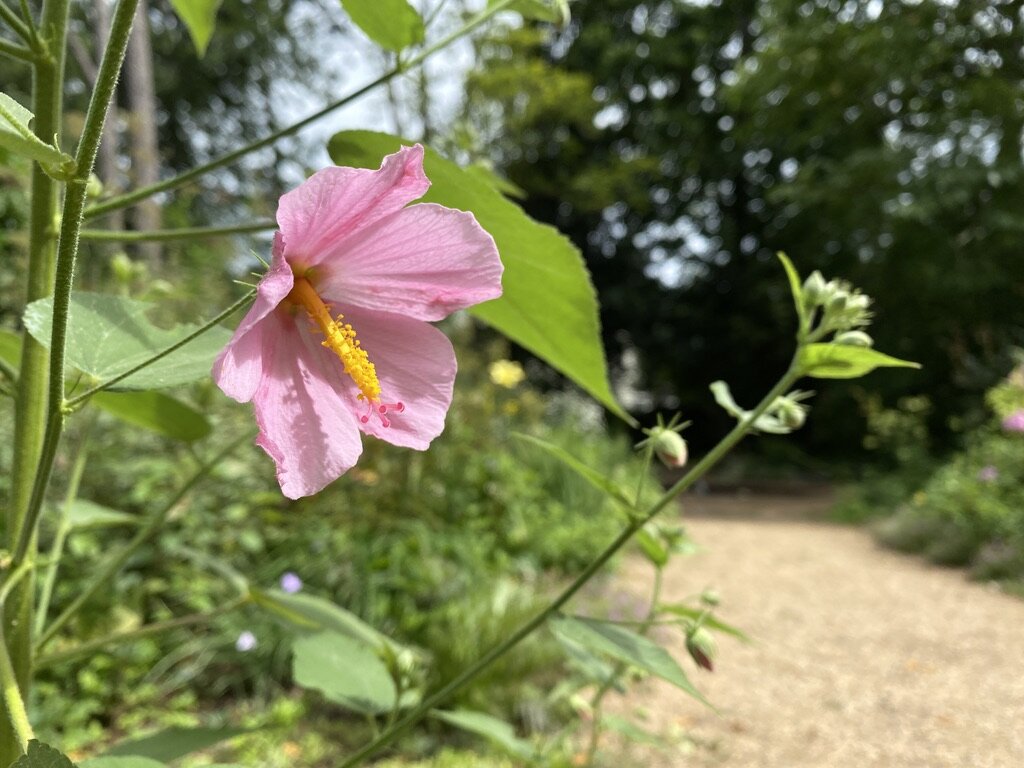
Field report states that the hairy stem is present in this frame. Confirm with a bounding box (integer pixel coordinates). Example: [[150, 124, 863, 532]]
[[2, 1, 71, 761], [82, 0, 517, 221], [0, 565, 35, 753], [79, 221, 276, 241], [337, 358, 804, 767], [14, 0, 139, 568]]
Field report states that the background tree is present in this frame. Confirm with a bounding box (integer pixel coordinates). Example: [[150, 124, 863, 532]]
[[466, 0, 1024, 456]]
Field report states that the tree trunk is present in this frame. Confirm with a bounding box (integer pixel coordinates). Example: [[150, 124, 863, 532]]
[[125, 0, 161, 265]]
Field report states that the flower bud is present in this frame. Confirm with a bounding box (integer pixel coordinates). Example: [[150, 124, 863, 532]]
[[700, 589, 721, 607], [827, 292, 848, 314], [834, 330, 873, 347], [650, 427, 688, 468], [686, 627, 716, 672], [802, 271, 827, 306], [85, 173, 104, 199]]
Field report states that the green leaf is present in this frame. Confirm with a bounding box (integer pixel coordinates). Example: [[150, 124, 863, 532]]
[[554, 632, 622, 689], [431, 710, 536, 760], [658, 604, 751, 642], [23, 293, 232, 390], [339, 0, 424, 52], [92, 390, 211, 441], [168, 0, 224, 57], [249, 589, 406, 657], [81, 759, 165, 768], [799, 343, 921, 379], [101, 726, 245, 763], [550, 615, 710, 706], [292, 631, 397, 714], [776, 251, 806, 332], [327, 131, 631, 424], [513, 433, 632, 507], [0, 92, 67, 167], [64, 499, 137, 530], [10, 741, 77, 768]]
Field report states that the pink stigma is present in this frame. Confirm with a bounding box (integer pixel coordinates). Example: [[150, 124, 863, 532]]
[[360, 400, 405, 428]]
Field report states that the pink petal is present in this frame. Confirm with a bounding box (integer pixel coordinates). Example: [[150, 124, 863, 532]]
[[252, 311, 363, 499], [212, 237, 294, 402], [315, 203, 503, 321], [331, 306, 456, 450], [276, 145, 429, 270]]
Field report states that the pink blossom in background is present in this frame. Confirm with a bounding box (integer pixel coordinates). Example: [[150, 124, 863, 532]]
[[1002, 410, 1024, 433], [213, 145, 503, 499], [977, 465, 999, 483]]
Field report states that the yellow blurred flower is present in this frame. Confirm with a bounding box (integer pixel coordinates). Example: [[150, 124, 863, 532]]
[[489, 359, 526, 388], [912, 491, 927, 507]]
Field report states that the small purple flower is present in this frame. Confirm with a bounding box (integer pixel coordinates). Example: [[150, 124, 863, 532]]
[[1002, 409, 1024, 433], [236, 630, 257, 652], [978, 465, 999, 483], [280, 571, 303, 594]]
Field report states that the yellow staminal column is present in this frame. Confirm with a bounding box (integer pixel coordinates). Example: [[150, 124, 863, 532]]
[[285, 276, 405, 428]]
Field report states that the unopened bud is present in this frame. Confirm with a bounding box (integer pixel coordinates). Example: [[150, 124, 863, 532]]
[[827, 292, 848, 314], [700, 589, 721, 607], [686, 627, 716, 672], [835, 330, 873, 347], [845, 293, 871, 312], [802, 271, 827, 306], [85, 173, 104, 199], [650, 428, 688, 468]]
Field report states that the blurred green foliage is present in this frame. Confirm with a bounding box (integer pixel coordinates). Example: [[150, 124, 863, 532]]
[[855, 363, 1024, 584], [24, 324, 652, 762], [464, 0, 1024, 455]]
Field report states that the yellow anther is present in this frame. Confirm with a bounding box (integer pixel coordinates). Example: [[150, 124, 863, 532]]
[[286, 277, 381, 402]]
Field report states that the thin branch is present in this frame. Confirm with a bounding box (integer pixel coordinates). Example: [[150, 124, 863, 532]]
[[79, 220, 276, 242], [0, 36, 32, 61], [0, 3, 33, 47], [64, 289, 255, 408], [35, 434, 251, 652], [35, 596, 248, 669], [82, 0, 519, 221]]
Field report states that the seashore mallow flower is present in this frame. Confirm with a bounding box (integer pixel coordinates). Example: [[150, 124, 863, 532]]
[[214, 146, 503, 499]]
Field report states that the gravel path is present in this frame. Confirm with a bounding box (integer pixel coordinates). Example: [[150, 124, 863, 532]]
[[601, 493, 1024, 768]]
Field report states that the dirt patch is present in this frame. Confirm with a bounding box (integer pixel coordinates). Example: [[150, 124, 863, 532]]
[[600, 493, 1024, 768]]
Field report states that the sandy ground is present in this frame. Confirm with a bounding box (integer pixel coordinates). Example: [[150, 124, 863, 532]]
[[598, 492, 1024, 768]]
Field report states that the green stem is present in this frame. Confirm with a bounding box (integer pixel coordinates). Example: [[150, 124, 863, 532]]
[[3, 1, 71, 762], [79, 220, 277, 242], [64, 289, 256, 409], [82, 0, 518, 221], [0, 564, 35, 753], [0, 36, 33, 61], [35, 435, 250, 653], [13, 0, 140, 567], [584, 567, 664, 765], [35, 596, 248, 669], [34, 420, 94, 636], [337, 357, 804, 768]]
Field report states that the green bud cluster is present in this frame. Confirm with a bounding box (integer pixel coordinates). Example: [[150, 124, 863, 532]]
[[802, 270, 874, 339]]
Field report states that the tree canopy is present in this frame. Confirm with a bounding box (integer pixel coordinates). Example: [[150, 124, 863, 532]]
[[467, 0, 1024, 454]]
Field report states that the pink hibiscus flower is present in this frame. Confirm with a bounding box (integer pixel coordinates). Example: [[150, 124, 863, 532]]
[[213, 145, 503, 499]]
